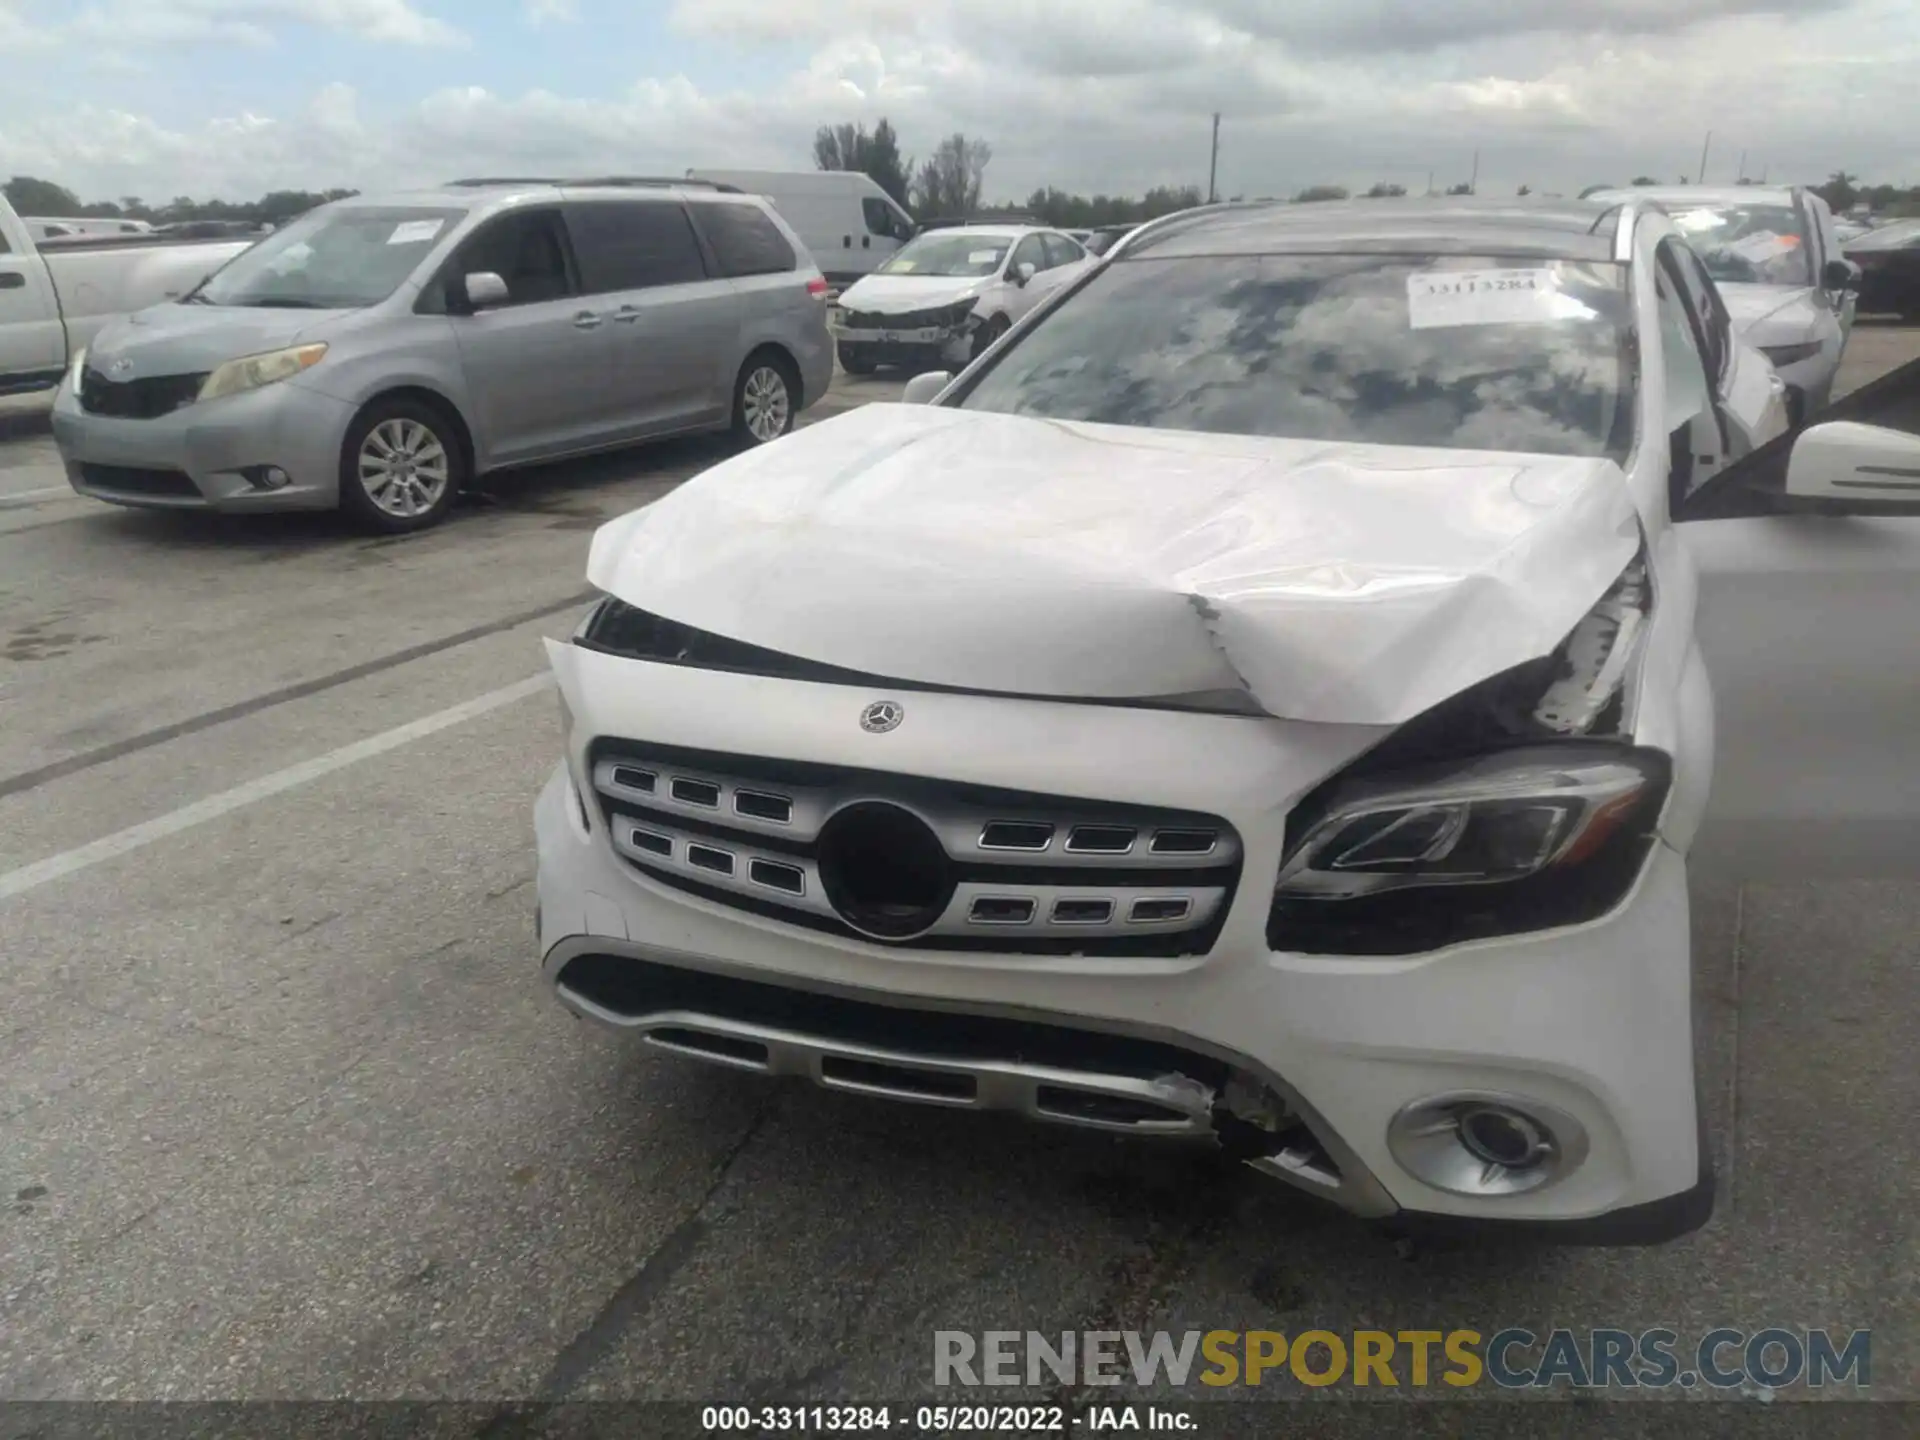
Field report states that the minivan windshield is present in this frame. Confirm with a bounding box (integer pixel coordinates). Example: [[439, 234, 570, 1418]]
[[877, 233, 1011, 278], [191, 205, 467, 309], [1663, 202, 1813, 286], [956, 253, 1636, 462]]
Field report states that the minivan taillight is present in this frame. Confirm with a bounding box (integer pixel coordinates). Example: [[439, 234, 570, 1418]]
[[806, 277, 830, 299]]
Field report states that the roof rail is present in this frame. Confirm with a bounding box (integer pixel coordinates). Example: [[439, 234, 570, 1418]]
[[915, 212, 1043, 232], [1611, 199, 1638, 262], [1103, 200, 1241, 259], [444, 176, 742, 192]]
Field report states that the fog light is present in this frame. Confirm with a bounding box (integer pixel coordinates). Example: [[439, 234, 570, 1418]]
[[241, 465, 292, 491], [1387, 1092, 1588, 1197]]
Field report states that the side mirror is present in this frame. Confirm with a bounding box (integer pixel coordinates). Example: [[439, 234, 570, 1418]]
[[902, 371, 952, 405], [1823, 257, 1862, 291], [462, 271, 510, 311], [1013, 261, 1037, 286], [1786, 421, 1920, 507]]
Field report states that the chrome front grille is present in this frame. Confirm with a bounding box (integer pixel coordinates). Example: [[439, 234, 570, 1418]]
[[588, 741, 1242, 957]]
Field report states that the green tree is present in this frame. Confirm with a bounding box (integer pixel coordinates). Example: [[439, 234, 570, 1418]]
[[813, 118, 914, 209], [1814, 170, 1860, 212], [3, 175, 83, 214], [1364, 182, 1407, 198], [1630, 176, 1659, 186], [1517, 184, 1532, 196], [911, 133, 992, 218], [1292, 184, 1350, 203]]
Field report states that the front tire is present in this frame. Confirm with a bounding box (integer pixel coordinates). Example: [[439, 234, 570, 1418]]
[[339, 399, 464, 534], [837, 342, 878, 376], [971, 313, 1010, 362], [733, 352, 798, 447]]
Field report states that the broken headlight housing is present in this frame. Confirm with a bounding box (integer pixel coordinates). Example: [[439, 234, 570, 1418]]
[[1269, 548, 1668, 956]]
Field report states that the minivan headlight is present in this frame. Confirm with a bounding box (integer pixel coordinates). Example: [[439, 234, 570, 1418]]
[[68, 347, 88, 390], [197, 343, 328, 402]]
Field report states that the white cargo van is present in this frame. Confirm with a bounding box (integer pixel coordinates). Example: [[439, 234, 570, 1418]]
[[687, 169, 915, 286]]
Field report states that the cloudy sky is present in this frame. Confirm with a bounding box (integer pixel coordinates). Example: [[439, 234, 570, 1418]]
[[1, 0, 1914, 206]]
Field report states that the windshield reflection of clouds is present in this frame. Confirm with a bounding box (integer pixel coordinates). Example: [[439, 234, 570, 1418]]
[[960, 255, 1635, 463], [1669, 205, 1812, 286]]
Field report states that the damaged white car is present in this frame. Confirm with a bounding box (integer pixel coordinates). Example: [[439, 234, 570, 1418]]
[[536, 198, 1920, 1244], [831, 224, 1092, 376]]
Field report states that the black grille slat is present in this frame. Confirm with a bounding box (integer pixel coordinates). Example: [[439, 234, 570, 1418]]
[[78, 368, 208, 420], [76, 463, 199, 498]]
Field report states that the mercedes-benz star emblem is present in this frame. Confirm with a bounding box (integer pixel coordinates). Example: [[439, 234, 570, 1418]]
[[859, 700, 904, 734]]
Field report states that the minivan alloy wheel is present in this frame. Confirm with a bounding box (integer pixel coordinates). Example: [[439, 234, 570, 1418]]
[[358, 418, 451, 519], [741, 365, 792, 443]]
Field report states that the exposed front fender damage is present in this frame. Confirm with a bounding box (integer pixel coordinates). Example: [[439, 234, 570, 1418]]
[[587, 404, 1641, 727]]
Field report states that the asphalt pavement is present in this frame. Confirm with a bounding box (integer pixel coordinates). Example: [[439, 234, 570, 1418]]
[[2, 333, 1917, 1424]]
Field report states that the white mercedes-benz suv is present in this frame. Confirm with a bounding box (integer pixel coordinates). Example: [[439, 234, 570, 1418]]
[[535, 198, 1920, 1244]]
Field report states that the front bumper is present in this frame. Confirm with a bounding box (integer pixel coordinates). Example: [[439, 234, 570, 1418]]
[[50, 375, 354, 512], [831, 318, 974, 369], [535, 649, 1708, 1241]]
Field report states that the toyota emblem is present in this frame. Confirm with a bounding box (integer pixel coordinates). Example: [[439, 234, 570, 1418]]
[[860, 700, 904, 734]]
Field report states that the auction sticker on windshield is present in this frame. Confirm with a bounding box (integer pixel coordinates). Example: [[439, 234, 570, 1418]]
[[388, 219, 445, 245], [1407, 268, 1566, 329]]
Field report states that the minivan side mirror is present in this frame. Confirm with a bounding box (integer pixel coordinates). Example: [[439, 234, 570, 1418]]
[[1785, 421, 1920, 507], [902, 371, 952, 405], [1823, 257, 1862, 291], [462, 271, 510, 311], [1013, 261, 1038, 286]]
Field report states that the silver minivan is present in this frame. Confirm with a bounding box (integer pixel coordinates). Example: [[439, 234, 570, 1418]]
[[50, 180, 835, 532]]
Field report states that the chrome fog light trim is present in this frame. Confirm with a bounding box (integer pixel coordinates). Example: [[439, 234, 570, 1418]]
[[1387, 1091, 1589, 1198]]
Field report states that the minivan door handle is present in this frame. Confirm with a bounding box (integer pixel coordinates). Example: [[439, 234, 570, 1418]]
[[572, 311, 603, 330], [612, 305, 643, 323]]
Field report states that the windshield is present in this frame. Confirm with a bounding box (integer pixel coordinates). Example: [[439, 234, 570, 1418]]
[[192, 205, 467, 308], [1663, 202, 1812, 286], [956, 253, 1635, 462], [877, 233, 1010, 278], [1846, 219, 1920, 252]]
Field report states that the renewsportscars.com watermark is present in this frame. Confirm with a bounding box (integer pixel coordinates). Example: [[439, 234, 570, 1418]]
[[934, 1328, 1872, 1392]]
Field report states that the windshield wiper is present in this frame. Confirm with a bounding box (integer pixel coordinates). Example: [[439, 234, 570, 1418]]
[[177, 292, 214, 305], [237, 298, 332, 309]]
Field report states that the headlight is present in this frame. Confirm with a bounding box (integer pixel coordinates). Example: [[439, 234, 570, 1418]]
[[1268, 549, 1666, 956], [1759, 340, 1822, 367], [1269, 746, 1671, 955], [197, 343, 328, 403], [67, 347, 87, 390]]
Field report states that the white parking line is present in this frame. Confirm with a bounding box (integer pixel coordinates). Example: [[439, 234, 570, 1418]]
[[0, 673, 554, 903], [0, 485, 74, 509]]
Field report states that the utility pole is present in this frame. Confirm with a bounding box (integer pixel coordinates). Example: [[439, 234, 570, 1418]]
[[1697, 130, 1712, 184], [1469, 149, 1479, 194], [1736, 148, 1747, 183], [1208, 113, 1221, 203], [1426, 169, 1434, 196]]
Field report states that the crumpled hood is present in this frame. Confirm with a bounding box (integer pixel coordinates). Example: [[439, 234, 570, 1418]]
[[1716, 283, 1820, 339], [837, 273, 986, 314], [586, 404, 1640, 726], [87, 302, 357, 378]]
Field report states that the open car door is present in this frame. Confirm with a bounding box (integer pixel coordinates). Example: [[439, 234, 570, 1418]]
[[1675, 355, 1920, 878]]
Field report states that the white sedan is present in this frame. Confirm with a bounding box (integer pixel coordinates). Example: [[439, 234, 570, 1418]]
[[535, 197, 1920, 1245], [830, 224, 1093, 374]]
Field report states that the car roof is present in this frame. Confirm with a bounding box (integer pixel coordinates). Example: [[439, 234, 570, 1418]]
[[1121, 197, 1626, 262], [1590, 185, 1799, 208]]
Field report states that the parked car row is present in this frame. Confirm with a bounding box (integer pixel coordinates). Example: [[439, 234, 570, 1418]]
[[536, 193, 1920, 1248]]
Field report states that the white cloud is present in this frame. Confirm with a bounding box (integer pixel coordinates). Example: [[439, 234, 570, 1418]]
[[62, 0, 461, 51], [1, 1, 1915, 204], [525, 0, 575, 24]]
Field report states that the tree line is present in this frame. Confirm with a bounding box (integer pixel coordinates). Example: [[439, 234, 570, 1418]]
[[3, 174, 357, 226], [11, 143, 1918, 234]]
